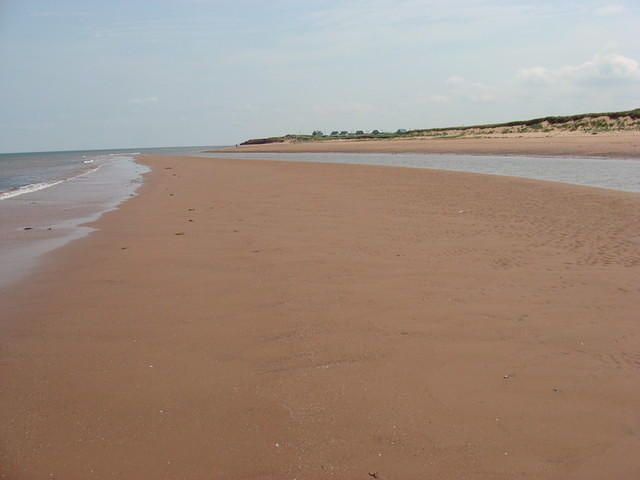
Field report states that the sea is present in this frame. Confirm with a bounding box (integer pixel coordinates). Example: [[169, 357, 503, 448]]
[[0, 146, 223, 289], [1, 147, 639, 289]]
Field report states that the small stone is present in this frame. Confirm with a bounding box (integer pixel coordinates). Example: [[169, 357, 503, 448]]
[[175, 232, 185, 236], [503, 375, 512, 380], [23, 227, 33, 230]]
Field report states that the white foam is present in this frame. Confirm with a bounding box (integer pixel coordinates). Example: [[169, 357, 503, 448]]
[[0, 181, 65, 200], [0, 165, 103, 200]]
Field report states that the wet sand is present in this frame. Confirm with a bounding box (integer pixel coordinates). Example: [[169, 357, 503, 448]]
[[1, 155, 639, 479], [223, 132, 640, 158]]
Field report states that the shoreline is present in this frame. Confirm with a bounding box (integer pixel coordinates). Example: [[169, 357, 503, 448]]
[[197, 151, 640, 193], [2, 155, 639, 479], [0, 154, 148, 290], [217, 132, 640, 158]]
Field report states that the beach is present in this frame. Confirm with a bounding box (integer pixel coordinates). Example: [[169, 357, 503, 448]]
[[224, 131, 640, 158], [2, 153, 640, 479]]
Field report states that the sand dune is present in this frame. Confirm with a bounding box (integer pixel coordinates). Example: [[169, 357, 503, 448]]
[[224, 132, 640, 158]]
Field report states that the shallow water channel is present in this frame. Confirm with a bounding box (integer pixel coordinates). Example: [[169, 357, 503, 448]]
[[199, 152, 640, 193]]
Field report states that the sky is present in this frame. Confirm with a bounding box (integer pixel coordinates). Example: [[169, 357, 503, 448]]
[[0, 0, 639, 152]]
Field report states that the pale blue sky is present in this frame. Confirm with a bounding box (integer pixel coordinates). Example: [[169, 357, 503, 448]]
[[1, 0, 638, 152]]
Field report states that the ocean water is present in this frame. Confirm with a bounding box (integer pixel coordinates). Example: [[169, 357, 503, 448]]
[[0, 146, 224, 289], [2, 146, 638, 289], [200, 151, 640, 193], [0, 146, 221, 199]]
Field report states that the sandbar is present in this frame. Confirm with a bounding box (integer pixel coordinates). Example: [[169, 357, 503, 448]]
[[1, 155, 639, 479], [223, 132, 640, 158]]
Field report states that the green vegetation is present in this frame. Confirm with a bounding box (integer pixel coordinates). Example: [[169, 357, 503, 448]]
[[239, 108, 640, 145]]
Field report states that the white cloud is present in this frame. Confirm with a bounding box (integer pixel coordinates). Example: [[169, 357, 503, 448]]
[[129, 96, 159, 105], [517, 53, 640, 86], [443, 75, 495, 102], [593, 5, 626, 16], [428, 95, 449, 103], [446, 75, 465, 86], [515, 66, 551, 86]]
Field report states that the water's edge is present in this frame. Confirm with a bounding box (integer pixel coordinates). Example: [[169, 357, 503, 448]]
[[0, 155, 149, 290], [197, 151, 640, 193]]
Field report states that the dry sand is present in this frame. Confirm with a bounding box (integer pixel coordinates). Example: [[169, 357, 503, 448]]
[[1, 155, 640, 479], [225, 132, 640, 158]]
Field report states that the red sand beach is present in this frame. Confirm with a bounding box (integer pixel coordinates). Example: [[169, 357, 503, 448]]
[[223, 131, 640, 158], [1, 153, 639, 479]]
